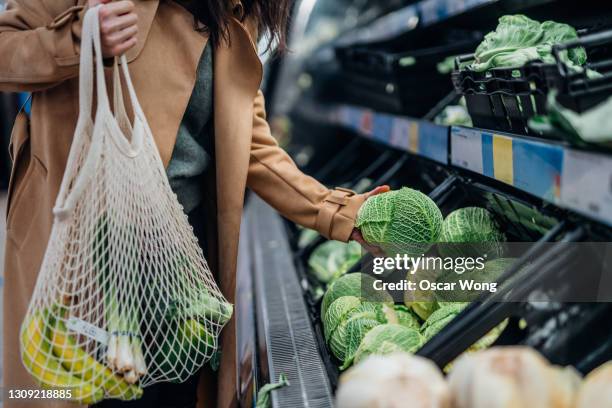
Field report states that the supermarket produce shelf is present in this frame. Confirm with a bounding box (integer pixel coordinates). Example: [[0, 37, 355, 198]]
[[294, 102, 449, 165], [242, 196, 335, 408], [294, 102, 612, 227], [450, 126, 612, 227]]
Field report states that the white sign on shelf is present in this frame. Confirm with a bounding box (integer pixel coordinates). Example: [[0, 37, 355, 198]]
[[561, 149, 612, 226], [451, 127, 484, 174]]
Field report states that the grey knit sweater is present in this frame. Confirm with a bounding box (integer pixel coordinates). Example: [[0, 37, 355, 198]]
[[166, 42, 214, 214]]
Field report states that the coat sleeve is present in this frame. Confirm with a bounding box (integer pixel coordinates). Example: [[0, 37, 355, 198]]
[[247, 90, 367, 242], [0, 0, 86, 92]]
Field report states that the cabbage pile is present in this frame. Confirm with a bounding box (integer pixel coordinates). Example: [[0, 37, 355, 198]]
[[355, 187, 443, 256], [321, 272, 509, 370], [472, 15, 587, 72]]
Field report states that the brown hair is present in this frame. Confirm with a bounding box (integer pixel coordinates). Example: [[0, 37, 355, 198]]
[[183, 0, 292, 53]]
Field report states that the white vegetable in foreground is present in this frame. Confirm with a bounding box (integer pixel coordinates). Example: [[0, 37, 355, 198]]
[[576, 361, 612, 408], [448, 346, 579, 408], [336, 353, 450, 408]]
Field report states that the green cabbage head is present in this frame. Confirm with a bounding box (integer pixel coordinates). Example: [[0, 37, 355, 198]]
[[473, 15, 586, 72], [353, 324, 424, 365], [324, 297, 393, 369], [355, 187, 443, 256], [438, 207, 505, 259], [393, 305, 421, 331], [421, 302, 468, 341], [321, 273, 393, 318], [308, 240, 362, 284]]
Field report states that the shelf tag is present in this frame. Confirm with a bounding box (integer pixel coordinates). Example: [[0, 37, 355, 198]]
[[492, 134, 514, 185], [390, 118, 410, 150], [561, 149, 612, 226], [359, 109, 374, 137], [408, 122, 419, 154], [451, 127, 484, 173]]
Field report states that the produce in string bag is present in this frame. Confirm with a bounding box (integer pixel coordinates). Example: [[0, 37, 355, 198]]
[[438, 207, 506, 259], [352, 324, 423, 365], [336, 353, 451, 408], [448, 347, 581, 408], [19, 7, 231, 403], [323, 296, 397, 369], [355, 187, 443, 256], [308, 240, 362, 284]]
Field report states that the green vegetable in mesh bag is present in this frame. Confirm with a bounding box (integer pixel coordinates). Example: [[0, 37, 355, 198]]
[[421, 302, 468, 342], [393, 305, 421, 330], [472, 15, 587, 72], [438, 207, 506, 259], [321, 273, 393, 319], [355, 187, 443, 256], [324, 298, 394, 369], [308, 240, 362, 284], [353, 324, 423, 365]]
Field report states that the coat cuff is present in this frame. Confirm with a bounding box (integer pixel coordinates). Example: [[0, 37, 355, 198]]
[[37, 5, 86, 67], [315, 187, 367, 242]]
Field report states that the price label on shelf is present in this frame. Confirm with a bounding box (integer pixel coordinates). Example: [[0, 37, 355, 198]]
[[451, 127, 484, 173], [390, 118, 411, 150], [408, 122, 420, 154], [359, 109, 374, 137], [561, 149, 612, 226]]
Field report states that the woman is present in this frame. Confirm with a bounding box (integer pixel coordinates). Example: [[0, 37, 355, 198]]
[[1, 0, 387, 407]]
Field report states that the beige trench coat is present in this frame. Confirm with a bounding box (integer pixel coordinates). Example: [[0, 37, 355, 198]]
[[0, 1, 366, 407]]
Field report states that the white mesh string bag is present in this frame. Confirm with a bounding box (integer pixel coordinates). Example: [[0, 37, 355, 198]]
[[19, 6, 232, 404]]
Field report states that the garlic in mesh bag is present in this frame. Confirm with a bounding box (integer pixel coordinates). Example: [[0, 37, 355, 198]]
[[20, 7, 232, 404]]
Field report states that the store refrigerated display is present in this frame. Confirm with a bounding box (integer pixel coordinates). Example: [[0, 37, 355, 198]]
[[243, 0, 612, 406]]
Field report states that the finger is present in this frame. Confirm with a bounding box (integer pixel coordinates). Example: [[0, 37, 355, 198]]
[[100, 12, 138, 35], [105, 24, 138, 47], [365, 185, 390, 199], [109, 37, 137, 57], [89, 0, 111, 7], [100, 0, 135, 19], [371, 185, 391, 195]]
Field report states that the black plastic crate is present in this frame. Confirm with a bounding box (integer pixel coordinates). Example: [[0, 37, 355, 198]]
[[334, 31, 481, 116], [452, 29, 612, 136]]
